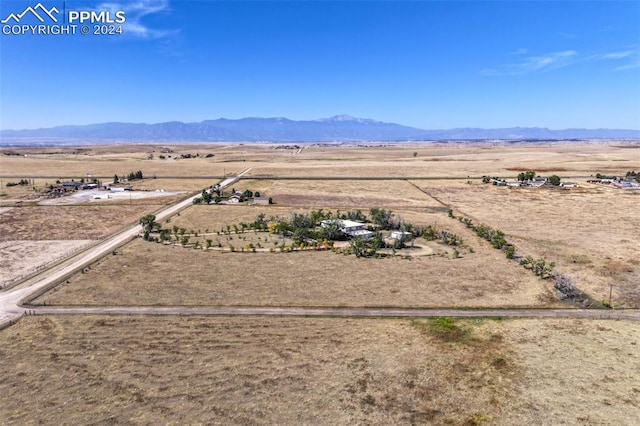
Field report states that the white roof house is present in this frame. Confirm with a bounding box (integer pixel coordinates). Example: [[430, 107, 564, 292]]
[[320, 219, 374, 240], [390, 231, 412, 241]]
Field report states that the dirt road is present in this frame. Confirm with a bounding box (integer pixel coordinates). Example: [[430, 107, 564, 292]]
[[0, 169, 251, 329], [26, 305, 640, 321]]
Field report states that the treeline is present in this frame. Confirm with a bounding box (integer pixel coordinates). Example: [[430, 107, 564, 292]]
[[595, 171, 639, 182], [449, 210, 555, 278], [448, 210, 593, 306], [6, 179, 30, 187], [113, 170, 143, 184]]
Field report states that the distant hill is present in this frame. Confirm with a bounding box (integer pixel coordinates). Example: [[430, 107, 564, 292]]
[[1, 115, 638, 145]]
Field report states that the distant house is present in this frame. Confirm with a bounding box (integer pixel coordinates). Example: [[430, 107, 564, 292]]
[[321, 219, 374, 240], [62, 181, 84, 190], [252, 196, 270, 205], [227, 192, 243, 203]]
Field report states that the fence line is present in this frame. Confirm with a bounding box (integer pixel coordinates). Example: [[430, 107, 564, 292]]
[[0, 239, 100, 290]]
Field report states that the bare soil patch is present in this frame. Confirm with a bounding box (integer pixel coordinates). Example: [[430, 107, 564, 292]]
[[0, 240, 93, 287], [37, 236, 548, 308]]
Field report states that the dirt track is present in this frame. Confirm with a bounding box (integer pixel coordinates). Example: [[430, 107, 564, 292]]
[[0, 170, 251, 328], [26, 305, 640, 320]]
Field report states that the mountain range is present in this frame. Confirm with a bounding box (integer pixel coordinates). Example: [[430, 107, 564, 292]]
[[1, 115, 638, 145]]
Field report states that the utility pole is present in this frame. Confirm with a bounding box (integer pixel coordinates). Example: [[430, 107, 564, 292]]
[[609, 284, 613, 308]]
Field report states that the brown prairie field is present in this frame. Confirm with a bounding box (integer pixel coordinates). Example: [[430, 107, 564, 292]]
[[0, 316, 638, 425], [2, 141, 640, 424], [37, 235, 550, 308], [0, 205, 164, 240], [415, 180, 640, 307]]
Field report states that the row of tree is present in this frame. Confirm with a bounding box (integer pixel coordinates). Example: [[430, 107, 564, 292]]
[[113, 170, 143, 184], [5, 179, 30, 187], [450, 211, 555, 278]]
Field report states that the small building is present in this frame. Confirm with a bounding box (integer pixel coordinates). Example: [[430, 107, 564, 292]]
[[390, 231, 412, 242], [62, 181, 84, 190], [227, 192, 243, 203], [252, 196, 270, 205]]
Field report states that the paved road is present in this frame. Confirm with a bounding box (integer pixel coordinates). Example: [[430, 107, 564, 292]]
[[0, 169, 251, 328]]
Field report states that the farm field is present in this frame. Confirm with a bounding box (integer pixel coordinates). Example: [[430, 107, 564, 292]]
[[36, 232, 550, 308], [0, 316, 638, 425], [0, 205, 163, 240], [0, 239, 93, 287], [2, 141, 639, 424], [3, 142, 639, 179], [415, 180, 640, 307], [239, 178, 445, 208]]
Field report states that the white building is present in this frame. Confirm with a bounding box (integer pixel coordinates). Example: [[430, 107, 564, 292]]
[[390, 231, 412, 242], [320, 219, 374, 240]]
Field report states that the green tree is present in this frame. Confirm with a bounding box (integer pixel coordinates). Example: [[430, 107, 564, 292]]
[[548, 175, 561, 186], [113, 174, 119, 184], [320, 220, 344, 241], [139, 214, 158, 240], [369, 207, 394, 230]]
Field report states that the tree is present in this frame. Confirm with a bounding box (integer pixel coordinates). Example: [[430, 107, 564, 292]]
[[113, 174, 119, 184], [320, 220, 344, 241], [548, 175, 561, 186], [369, 207, 394, 230], [139, 214, 158, 240], [201, 189, 212, 204]]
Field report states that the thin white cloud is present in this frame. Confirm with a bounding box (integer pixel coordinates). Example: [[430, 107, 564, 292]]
[[509, 48, 528, 56], [591, 48, 640, 71], [482, 50, 577, 76], [484, 46, 640, 76], [98, 0, 176, 39]]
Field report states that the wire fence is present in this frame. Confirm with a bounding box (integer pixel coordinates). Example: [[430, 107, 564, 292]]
[[0, 239, 99, 290]]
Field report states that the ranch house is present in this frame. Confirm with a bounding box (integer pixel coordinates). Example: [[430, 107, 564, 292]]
[[320, 219, 374, 240]]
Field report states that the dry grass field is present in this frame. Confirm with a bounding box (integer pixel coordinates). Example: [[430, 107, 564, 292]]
[[36, 235, 550, 308], [0, 205, 161, 240], [163, 204, 450, 234], [415, 181, 640, 307], [3, 142, 638, 180], [0, 316, 637, 425], [3, 141, 640, 424], [0, 240, 93, 287], [239, 178, 445, 208]]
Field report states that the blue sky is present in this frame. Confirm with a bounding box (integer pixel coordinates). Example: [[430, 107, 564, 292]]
[[1, 0, 639, 130]]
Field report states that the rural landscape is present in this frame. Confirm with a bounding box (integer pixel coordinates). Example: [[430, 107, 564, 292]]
[[1, 140, 639, 424]]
